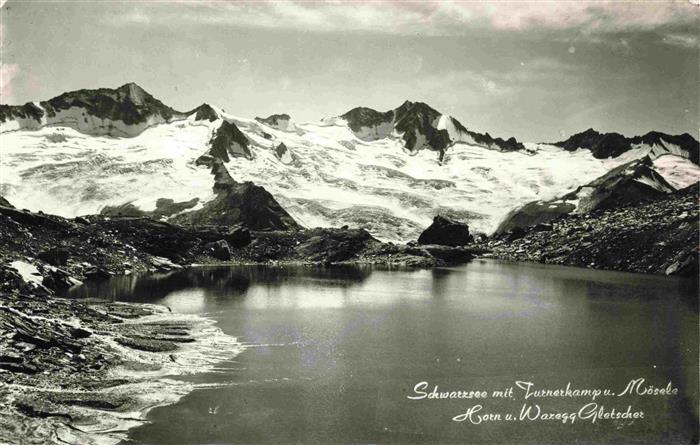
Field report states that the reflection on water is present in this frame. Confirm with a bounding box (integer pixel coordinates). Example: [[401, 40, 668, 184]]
[[70, 260, 699, 444]]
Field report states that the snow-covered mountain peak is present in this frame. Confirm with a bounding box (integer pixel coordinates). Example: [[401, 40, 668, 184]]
[[0, 83, 185, 137], [337, 100, 526, 157]]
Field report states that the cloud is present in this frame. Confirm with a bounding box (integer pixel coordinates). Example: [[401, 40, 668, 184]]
[[0, 63, 20, 103], [662, 33, 700, 48], [104, 1, 698, 35]]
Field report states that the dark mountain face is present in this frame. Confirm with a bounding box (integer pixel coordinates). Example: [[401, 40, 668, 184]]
[[554, 128, 700, 165], [189, 103, 219, 122], [495, 156, 676, 234], [340, 100, 524, 155], [42, 82, 182, 125], [393, 101, 450, 152]]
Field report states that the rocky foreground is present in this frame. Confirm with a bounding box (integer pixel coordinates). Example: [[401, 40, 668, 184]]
[[484, 183, 699, 276], [0, 179, 697, 442]]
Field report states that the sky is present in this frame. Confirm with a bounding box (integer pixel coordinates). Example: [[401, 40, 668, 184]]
[[0, 0, 698, 142]]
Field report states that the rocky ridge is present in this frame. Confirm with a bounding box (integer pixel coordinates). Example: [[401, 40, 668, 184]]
[[553, 128, 699, 165], [0, 83, 185, 137]]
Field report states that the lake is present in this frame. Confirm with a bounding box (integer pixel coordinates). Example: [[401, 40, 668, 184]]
[[70, 260, 698, 444]]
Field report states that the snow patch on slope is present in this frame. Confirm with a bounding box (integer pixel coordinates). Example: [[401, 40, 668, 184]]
[[652, 154, 700, 189]]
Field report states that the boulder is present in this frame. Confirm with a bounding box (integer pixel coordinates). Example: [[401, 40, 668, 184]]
[[417, 215, 473, 247], [204, 240, 232, 261], [84, 267, 112, 282], [505, 227, 526, 242], [37, 248, 69, 266], [225, 227, 252, 248], [41, 268, 77, 291]]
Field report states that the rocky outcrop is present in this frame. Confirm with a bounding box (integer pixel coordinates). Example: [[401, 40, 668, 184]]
[[255, 113, 295, 131], [418, 215, 473, 246], [0, 196, 14, 208], [495, 157, 676, 235], [0, 82, 186, 137], [274, 142, 294, 164], [341, 107, 395, 140], [340, 100, 524, 157], [207, 120, 252, 161], [486, 183, 699, 276], [553, 128, 699, 165]]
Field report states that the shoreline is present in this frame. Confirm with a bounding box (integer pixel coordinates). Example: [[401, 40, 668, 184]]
[[0, 296, 241, 445]]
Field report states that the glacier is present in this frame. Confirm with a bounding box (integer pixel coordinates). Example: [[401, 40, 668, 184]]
[[1, 107, 698, 243]]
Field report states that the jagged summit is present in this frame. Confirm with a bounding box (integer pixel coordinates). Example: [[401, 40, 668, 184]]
[[116, 82, 148, 104], [554, 128, 699, 165], [189, 103, 220, 122], [339, 100, 524, 155]]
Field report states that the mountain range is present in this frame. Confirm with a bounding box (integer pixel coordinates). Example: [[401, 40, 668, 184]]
[[1, 82, 698, 242]]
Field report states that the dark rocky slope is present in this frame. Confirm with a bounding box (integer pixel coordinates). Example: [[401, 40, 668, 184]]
[[553, 128, 699, 164], [177, 155, 299, 230], [496, 157, 676, 234], [486, 183, 699, 276]]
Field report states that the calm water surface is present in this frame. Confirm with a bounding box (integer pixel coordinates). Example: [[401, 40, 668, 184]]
[[72, 260, 698, 444]]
